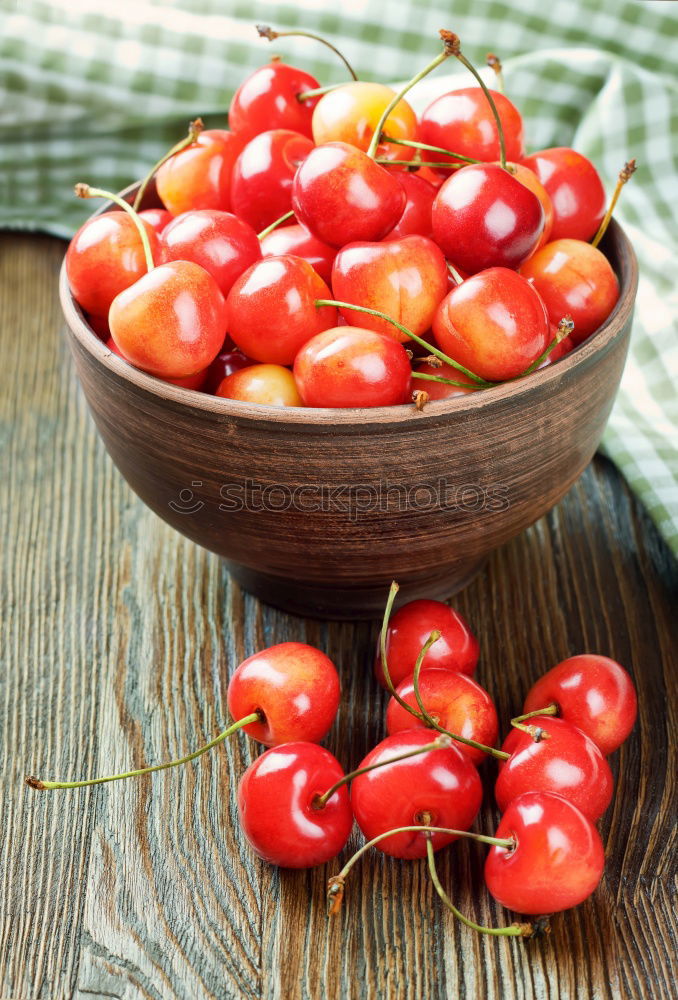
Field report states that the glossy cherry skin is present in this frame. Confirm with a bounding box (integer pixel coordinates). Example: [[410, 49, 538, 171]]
[[109, 261, 227, 378], [202, 343, 254, 394], [386, 668, 499, 765], [230, 129, 314, 232], [227, 642, 340, 746], [520, 239, 619, 344], [260, 223, 337, 284], [433, 268, 550, 381], [292, 142, 406, 248], [420, 87, 524, 174], [523, 655, 637, 756], [485, 792, 605, 914], [216, 364, 302, 407], [331, 236, 448, 341], [375, 599, 479, 688], [65, 212, 160, 318], [226, 255, 336, 365], [432, 163, 544, 274], [521, 148, 606, 242], [383, 172, 436, 241], [237, 742, 353, 868], [155, 129, 244, 216], [105, 337, 208, 389], [506, 163, 554, 250], [496, 716, 614, 822], [351, 730, 482, 859], [138, 208, 173, 235], [229, 62, 321, 142], [312, 82, 418, 164], [159, 209, 261, 298], [411, 360, 476, 400], [294, 327, 412, 408]]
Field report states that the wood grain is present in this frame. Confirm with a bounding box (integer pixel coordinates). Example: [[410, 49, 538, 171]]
[[1, 233, 676, 1000]]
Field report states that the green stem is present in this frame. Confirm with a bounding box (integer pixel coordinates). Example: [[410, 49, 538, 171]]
[[450, 38, 507, 169], [257, 209, 295, 240], [591, 158, 637, 248], [25, 712, 261, 790], [297, 82, 347, 102], [381, 134, 480, 166], [375, 159, 470, 168], [256, 24, 358, 80], [520, 316, 574, 376], [411, 372, 481, 391], [74, 184, 155, 272], [133, 117, 203, 211], [511, 704, 558, 725]]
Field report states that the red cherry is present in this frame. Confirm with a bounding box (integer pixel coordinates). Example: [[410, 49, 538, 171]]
[[87, 312, 111, 341], [293, 327, 412, 408], [506, 163, 554, 250], [237, 742, 353, 868], [159, 209, 261, 298], [138, 207, 173, 235], [484, 792, 605, 914], [202, 343, 254, 394], [520, 238, 619, 344], [522, 655, 637, 756], [155, 129, 244, 216], [433, 268, 550, 381], [109, 261, 227, 378], [311, 81, 418, 164], [105, 337, 208, 389], [375, 599, 479, 688], [383, 172, 437, 241], [66, 211, 160, 318], [350, 730, 482, 859], [411, 360, 476, 400], [260, 223, 337, 284], [386, 668, 498, 764], [496, 716, 614, 821], [521, 148, 606, 242], [230, 129, 314, 232], [420, 87, 524, 174], [226, 255, 336, 364], [291, 142, 406, 248], [432, 163, 544, 274], [216, 364, 302, 407], [331, 236, 448, 341], [229, 62, 321, 141], [227, 642, 340, 746]]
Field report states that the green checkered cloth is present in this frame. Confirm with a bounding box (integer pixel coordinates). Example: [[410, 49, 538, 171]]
[[2, 0, 676, 554]]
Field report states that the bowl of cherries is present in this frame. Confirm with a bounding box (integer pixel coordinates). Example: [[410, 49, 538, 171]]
[[59, 27, 638, 619]]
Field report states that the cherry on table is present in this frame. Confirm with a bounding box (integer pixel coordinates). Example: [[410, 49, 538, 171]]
[[216, 364, 302, 407], [259, 223, 337, 284], [521, 147, 606, 243], [159, 209, 261, 298], [228, 60, 321, 141], [311, 81, 418, 164], [155, 129, 245, 216], [229, 129, 314, 232]]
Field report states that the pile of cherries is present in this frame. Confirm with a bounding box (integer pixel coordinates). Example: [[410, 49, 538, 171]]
[[65, 26, 634, 410], [29, 582, 637, 939]]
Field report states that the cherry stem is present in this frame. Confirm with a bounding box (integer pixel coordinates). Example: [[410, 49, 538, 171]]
[[25, 711, 261, 790], [256, 24, 358, 81], [411, 372, 481, 390], [426, 840, 535, 937], [486, 53, 504, 94], [412, 389, 430, 411], [380, 134, 480, 166], [511, 704, 559, 725], [375, 159, 470, 168], [591, 158, 637, 248], [366, 29, 460, 160], [313, 300, 492, 386], [520, 315, 575, 375], [447, 261, 464, 285], [313, 736, 451, 810], [74, 184, 155, 273], [132, 118, 203, 212], [510, 720, 551, 741], [297, 82, 347, 102], [450, 36, 507, 169], [257, 209, 295, 240]]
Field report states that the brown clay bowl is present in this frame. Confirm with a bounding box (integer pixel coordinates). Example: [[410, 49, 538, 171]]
[[60, 193, 637, 619]]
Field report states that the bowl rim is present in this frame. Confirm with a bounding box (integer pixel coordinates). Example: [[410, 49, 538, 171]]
[[59, 195, 638, 428]]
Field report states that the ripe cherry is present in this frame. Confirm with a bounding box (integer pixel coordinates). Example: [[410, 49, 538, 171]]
[[229, 129, 314, 232], [420, 87, 525, 174], [159, 210, 261, 297], [311, 82, 418, 164], [237, 742, 353, 868], [293, 327, 412, 408], [383, 172, 437, 241], [331, 236, 448, 341], [202, 342, 254, 394], [522, 654, 637, 756], [433, 268, 550, 381], [506, 163, 554, 250], [155, 129, 244, 216], [350, 730, 482, 859], [228, 61, 321, 141], [521, 147, 606, 242], [484, 792, 605, 914], [432, 163, 545, 274], [138, 207, 173, 235], [496, 716, 614, 822], [259, 223, 337, 284], [105, 337, 208, 390], [216, 364, 302, 407]]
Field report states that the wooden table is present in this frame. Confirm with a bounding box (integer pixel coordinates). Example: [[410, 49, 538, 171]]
[[1, 234, 676, 1000]]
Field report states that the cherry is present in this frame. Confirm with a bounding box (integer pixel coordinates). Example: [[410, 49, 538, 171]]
[[226, 255, 336, 364], [216, 364, 302, 407], [331, 236, 448, 341], [202, 343, 254, 394], [520, 238, 619, 344], [383, 172, 437, 241], [229, 129, 314, 232], [432, 267, 550, 381], [293, 327, 412, 408], [506, 163, 554, 250], [432, 163, 545, 274], [496, 716, 614, 822], [521, 147, 606, 242], [311, 82, 418, 164], [159, 209, 261, 298], [228, 61, 321, 141], [411, 360, 477, 399], [350, 730, 482, 859], [105, 337, 208, 390], [521, 654, 637, 756], [155, 129, 245, 216], [259, 223, 337, 284], [484, 792, 605, 914], [237, 742, 353, 868], [420, 87, 525, 174], [385, 668, 498, 764], [138, 207, 173, 235], [376, 597, 479, 688]]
